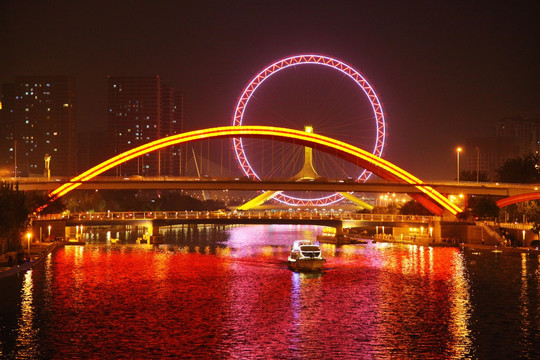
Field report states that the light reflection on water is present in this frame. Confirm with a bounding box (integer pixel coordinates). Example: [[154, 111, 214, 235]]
[[0, 224, 539, 359], [14, 270, 36, 359]]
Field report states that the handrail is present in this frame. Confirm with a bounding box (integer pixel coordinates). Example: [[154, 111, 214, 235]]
[[475, 221, 504, 244], [34, 211, 436, 223]]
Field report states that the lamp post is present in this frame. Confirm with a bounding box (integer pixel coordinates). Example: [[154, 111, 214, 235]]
[[475, 147, 479, 183], [456, 147, 462, 183], [14, 140, 17, 178], [26, 232, 31, 259]]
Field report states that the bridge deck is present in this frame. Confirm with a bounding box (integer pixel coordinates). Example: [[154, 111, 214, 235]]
[[10, 177, 539, 197]]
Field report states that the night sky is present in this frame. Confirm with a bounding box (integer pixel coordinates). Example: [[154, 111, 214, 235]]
[[1, 0, 538, 180]]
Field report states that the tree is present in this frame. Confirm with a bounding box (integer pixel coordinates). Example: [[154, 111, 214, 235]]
[[26, 191, 66, 215], [399, 200, 433, 216], [467, 196, 500, 219], [496, 154, 540, 183], [0, 182, 31, 253]]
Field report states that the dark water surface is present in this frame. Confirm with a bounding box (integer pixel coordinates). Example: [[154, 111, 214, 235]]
[[1, 224, 539, 359]]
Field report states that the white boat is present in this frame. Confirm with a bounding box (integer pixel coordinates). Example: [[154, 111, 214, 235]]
[[287, 240, 326, 271]]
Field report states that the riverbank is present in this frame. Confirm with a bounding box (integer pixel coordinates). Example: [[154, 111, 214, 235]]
[[0, 242, 59, 278], [370, 236, 540, 255], [460, 243, 540, 255]]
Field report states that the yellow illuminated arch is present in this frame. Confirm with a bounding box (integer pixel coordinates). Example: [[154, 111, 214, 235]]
[[46, 126, 462, 215]]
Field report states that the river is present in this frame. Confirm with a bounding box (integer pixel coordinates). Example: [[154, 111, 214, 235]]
[[0, 224, 539, 359]]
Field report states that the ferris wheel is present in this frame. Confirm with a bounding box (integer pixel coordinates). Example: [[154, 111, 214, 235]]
[[232, 54, 387, 206]]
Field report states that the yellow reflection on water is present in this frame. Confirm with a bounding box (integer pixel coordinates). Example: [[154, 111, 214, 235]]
[[215, 246, 231, 257], [260, 245, 274, 257], [519, 253, 530, 346], [15, 270, 37, 358], [448, 251, 473, 358], [152, 251, 170, 282]]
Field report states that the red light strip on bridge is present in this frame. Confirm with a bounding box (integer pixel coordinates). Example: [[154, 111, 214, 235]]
[[47, 126, 461, 215], [496, 192, 540, 208]]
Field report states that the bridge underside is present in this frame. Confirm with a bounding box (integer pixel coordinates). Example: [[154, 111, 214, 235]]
[[52, 218, 435, 233]]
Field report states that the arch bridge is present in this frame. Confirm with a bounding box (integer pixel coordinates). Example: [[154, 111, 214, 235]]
[[43, 126, 462, 216]]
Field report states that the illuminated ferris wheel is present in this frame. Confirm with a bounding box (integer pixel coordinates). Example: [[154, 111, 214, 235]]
[[232, 54, 387, 206]]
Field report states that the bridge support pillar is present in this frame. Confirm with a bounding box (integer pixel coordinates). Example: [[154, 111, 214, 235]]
[[430, 217, 442, 242], [150, 220, 161, 236]]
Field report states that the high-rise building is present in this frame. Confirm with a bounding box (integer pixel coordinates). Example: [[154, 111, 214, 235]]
[[464, 136, 520, 179], [464, 116, 540, 180], [107, 76, 183, 177], [495, 117, 540, 156], [77, 130, 108, 174], [0, 83, 16, 176], [0, 76, 77, 177]]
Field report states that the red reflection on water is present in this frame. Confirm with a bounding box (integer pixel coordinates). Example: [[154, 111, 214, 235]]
[[42, 238, 470, 359]]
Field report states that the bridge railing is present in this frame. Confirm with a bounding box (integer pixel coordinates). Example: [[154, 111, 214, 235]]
[[34, 211, 435, 223]]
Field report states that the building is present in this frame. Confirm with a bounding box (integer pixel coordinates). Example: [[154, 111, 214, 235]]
[[495, 117, 540, 156], [106, 76, 183, 177], [77, 130, 108, 174], [464, 136, 520, 179], [464, 116, 540, 180], [0, 76, 77, 177], [0, 83, 16, 176]]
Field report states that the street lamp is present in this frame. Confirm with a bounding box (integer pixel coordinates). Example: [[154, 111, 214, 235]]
[[26, 232, 31, 259], [475, 147, 480, 183], [456, 147, 462, 183]]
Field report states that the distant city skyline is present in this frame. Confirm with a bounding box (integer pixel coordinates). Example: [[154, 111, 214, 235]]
[[1, 73, 537, 180]]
